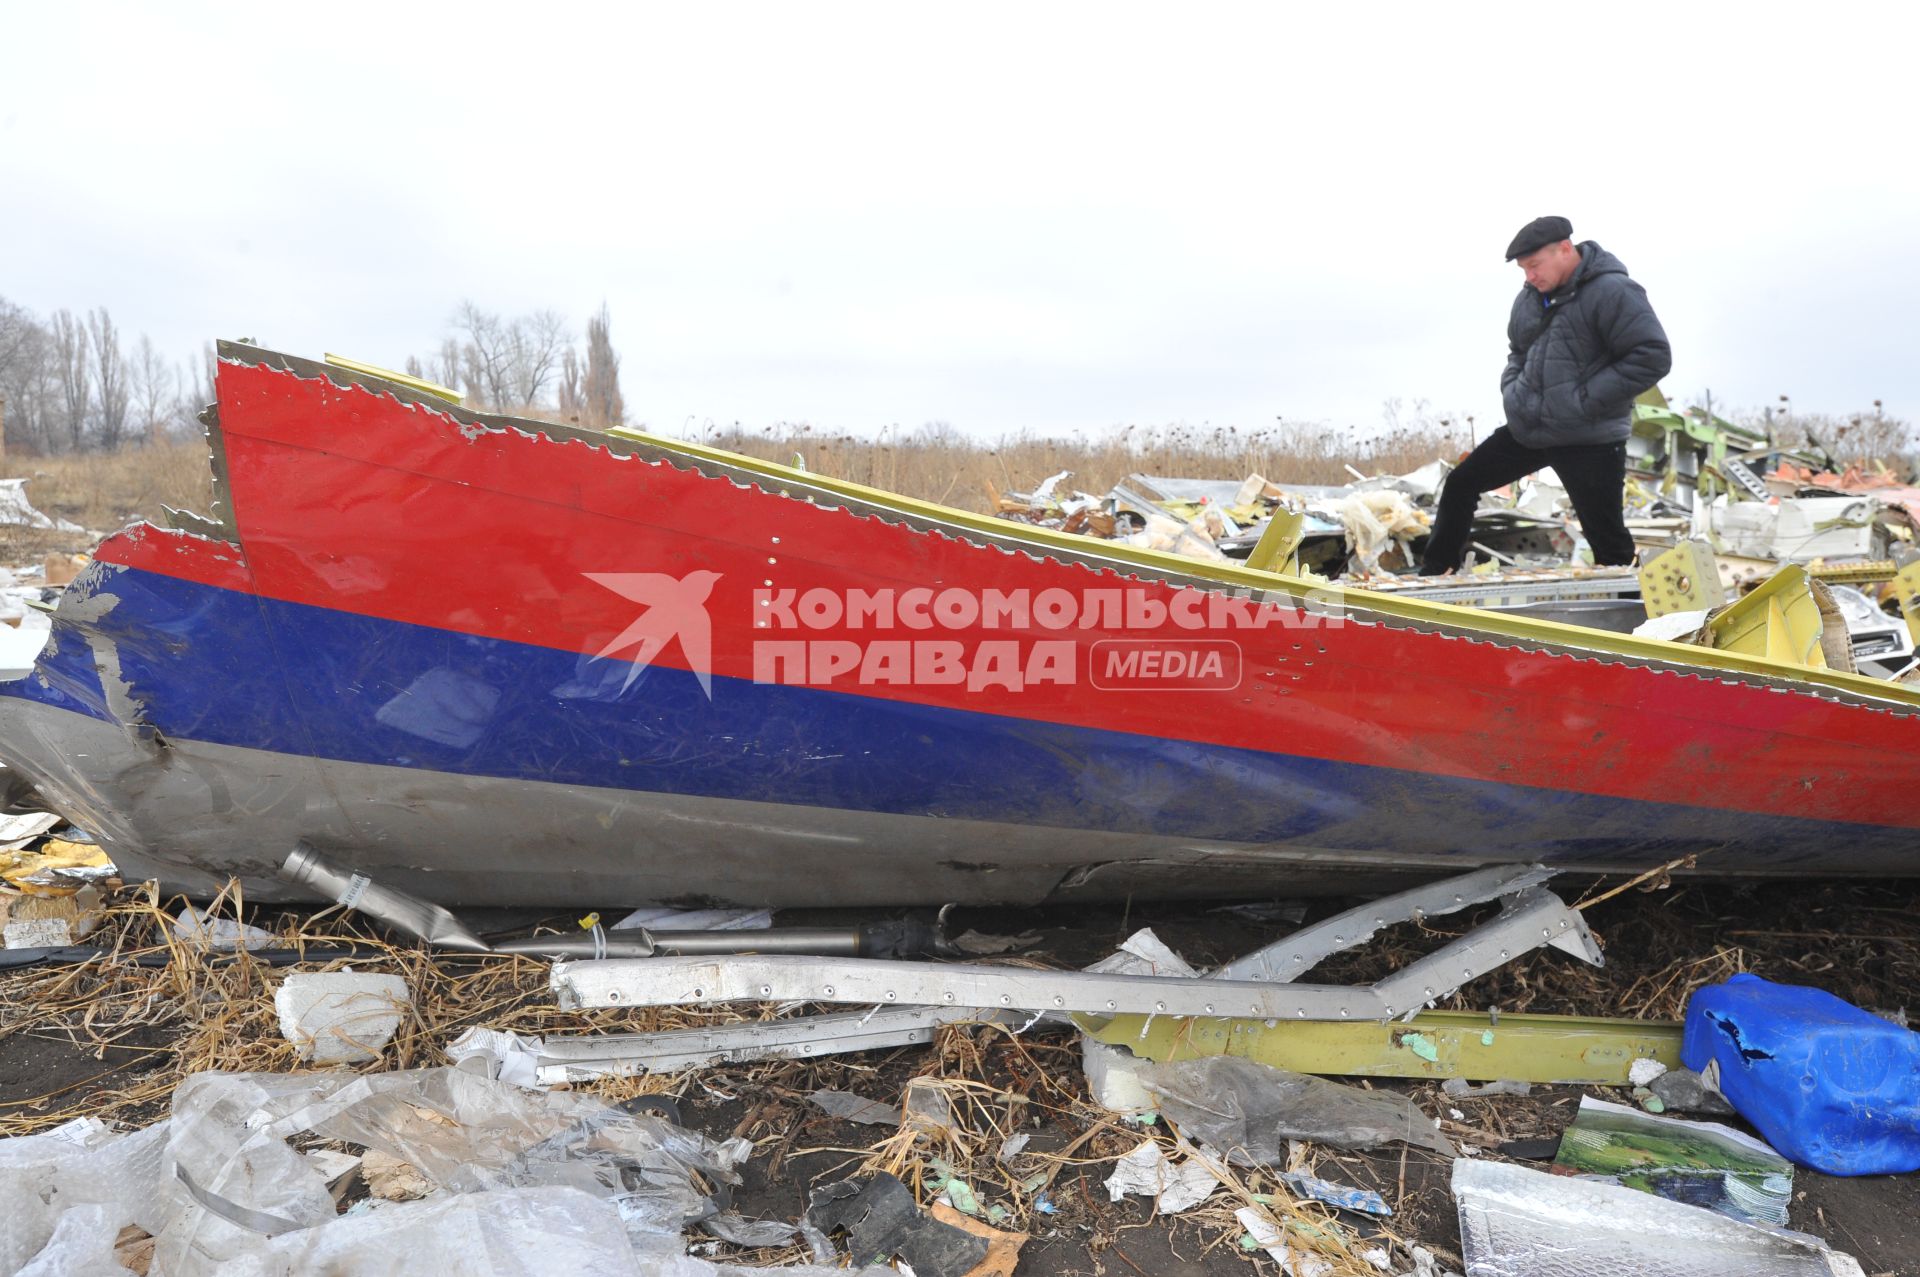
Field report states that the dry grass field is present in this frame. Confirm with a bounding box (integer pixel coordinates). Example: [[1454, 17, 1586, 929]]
[[7, 404, 1909, 564], [695, 420, 1472, 512], [1, 419, 1465, 564], [1, 440, 213, 561]]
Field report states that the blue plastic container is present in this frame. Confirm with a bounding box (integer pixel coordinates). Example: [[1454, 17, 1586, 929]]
[[1683, 972, 1920, 1175]]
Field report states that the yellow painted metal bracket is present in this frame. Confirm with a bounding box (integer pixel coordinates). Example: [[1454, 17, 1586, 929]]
[[1707, 564, 1828, 669], [1639, 540, 1727, 618], [1894, 559, 1920, 645], [1243, 503, 1305, 574], [1077, 1009, 1682, 1085]]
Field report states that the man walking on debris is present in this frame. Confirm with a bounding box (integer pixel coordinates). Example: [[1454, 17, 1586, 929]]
[[1420, 216, 1671, 574]]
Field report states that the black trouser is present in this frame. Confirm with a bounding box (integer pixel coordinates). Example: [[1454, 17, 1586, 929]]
[[1420, 425, 1636, 574]]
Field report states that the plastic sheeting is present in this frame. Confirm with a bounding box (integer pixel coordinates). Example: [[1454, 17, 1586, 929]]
[[1453, 1159, 1863, 1277], [0, 1116, 169, 1273], [229, 1188, 844, 1277], [12, 1203, 131, 1277], [244, 1187, 649, 1276], [3, 1067, 762, 1275], [1144, 1055, 1456, 1161]]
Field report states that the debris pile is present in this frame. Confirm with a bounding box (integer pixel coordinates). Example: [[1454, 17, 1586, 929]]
[[1, 858, 1908, 1276], [994, 390, 1920, 681], [0, 811, 116, 949]]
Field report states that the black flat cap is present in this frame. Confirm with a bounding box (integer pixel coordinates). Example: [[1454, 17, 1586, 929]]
[[1505, 215, 1573, 261]]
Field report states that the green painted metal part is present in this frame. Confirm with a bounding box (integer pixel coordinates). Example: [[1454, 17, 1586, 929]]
[[1077, 1009, 1683, 1084]]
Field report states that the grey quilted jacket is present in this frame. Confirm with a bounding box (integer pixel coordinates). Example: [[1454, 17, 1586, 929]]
[[1501, 242, 1671, 448]]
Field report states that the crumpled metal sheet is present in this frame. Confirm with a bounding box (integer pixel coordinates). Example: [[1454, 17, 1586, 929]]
[[1453, 1159, 1863, 1277]]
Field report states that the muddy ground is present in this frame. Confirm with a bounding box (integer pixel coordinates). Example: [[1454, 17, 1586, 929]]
[[3, 875, 1919, 1276]]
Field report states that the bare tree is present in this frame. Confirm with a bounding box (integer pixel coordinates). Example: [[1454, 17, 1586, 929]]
[[169, 364, 201, 438], [557, 347, 585, 421], [433, 337, 463, 396], [188, 342, 217, 416], [0, 296, 37, 371], [584, 303, 625, 427], [132, 334, 172, 443], [504, 309, 569, 408], [90, 308, 129, 448], [49, 309, 91, 452], [452, 302, 512, 409], [0, 297, 54, 452]]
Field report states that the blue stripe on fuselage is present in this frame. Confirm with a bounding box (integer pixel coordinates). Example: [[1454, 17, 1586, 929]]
[[0, 564, 1906, 867]]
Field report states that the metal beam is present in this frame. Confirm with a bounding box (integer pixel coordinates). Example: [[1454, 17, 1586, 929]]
[[535, 1006, 1012, 1082], [1210, 863, 1554, 983], [1373, 889, 1602, 1014], [1078, 1008, 1682, 1084], [550, 881, 1601, 1023]]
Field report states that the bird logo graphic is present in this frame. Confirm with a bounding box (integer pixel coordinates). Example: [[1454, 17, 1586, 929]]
[[583, 570, 723, 697]]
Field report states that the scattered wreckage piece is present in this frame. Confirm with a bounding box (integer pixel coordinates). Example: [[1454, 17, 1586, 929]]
[[1078, 1008, 1683, 1085], [1827, 583, 1917, 681], [1896, 556, 1920, 644], [541, 865, 1612, 1082], [1208, 862, 1555, 982], [805, 1172, 991, 1277], [534, 1006, 1021, 1084], [283, 846, 942, 960], [284, 845, 490, 952], [1364, 566, 1649, 634], [1637, 560, 1856, 674], [550, 876, 1602, 1022], [1452, 1158, 1864, 1277], [1640, 541, 1728, 618]]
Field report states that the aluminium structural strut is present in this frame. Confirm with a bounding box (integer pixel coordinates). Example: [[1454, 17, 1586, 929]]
[[549, 865, 1600, 1026]]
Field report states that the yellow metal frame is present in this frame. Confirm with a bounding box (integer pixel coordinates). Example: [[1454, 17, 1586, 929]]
[[1707, 565, 1828, 669], [1079, 1009, 1682, 1084], [603, 425, 1920, 708], [1810, 560, 1900, 587]]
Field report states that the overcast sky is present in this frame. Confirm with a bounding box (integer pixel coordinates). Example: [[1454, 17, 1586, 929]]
[[4, 2, 1914, 440]]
